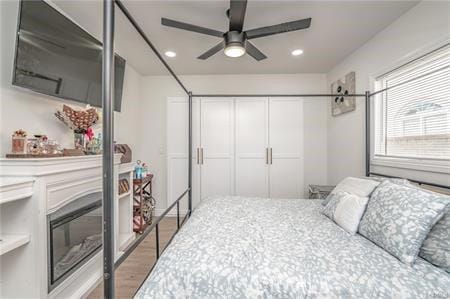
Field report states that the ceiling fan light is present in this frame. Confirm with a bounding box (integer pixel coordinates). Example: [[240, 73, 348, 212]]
[[224, 43, 245, 58]]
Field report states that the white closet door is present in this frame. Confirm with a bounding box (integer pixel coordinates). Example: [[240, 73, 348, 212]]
[[191, 99, 201, 208], [235, 97, 269, 197], [269, 98, 304, 199], [167, 98, 200, 210], [200, 98, 234, 199]]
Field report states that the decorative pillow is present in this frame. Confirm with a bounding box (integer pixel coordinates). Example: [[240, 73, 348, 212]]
[[367, 176, 412, 187], [420, 212, 450, 272], [322, 177, 379, 206], [378, 181, 450, 271], [358, 180, 449, 265], [322, 191, 369, 234]]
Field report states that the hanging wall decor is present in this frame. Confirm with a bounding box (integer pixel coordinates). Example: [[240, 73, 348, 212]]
[[331, 71, 356, 116]]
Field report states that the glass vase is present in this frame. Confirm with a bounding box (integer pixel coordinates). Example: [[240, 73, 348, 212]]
[[74, 131, 86, 149]]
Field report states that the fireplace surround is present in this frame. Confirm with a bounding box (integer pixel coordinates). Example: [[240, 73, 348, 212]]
[[0, 154, 134, 298]]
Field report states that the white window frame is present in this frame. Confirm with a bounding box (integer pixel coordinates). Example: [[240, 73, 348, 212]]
[[370, 42, 450, 177]]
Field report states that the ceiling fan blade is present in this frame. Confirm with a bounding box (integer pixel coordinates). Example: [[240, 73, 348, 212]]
[[229, 0, 247, 32], [245, 41, 267, 61], [245, 18, 311, 39], [197, 42, 225, 60], [162, 18, 224, 38]]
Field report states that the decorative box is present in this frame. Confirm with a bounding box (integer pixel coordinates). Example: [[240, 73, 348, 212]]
[[12, 136, 27, 154]]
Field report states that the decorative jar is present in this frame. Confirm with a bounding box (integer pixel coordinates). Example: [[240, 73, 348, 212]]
[[74, 130, 86, 150]]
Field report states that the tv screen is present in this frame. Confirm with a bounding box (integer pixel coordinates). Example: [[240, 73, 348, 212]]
[[12, 0, 125, 111]]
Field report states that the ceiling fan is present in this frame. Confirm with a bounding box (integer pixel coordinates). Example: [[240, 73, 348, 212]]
[[161, 0, 311, 61]]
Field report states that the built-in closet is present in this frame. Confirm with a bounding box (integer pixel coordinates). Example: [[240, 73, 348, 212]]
[[167, 97, 304, 208]]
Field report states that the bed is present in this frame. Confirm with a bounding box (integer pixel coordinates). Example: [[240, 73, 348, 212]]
[[135, 196, 450, 299]]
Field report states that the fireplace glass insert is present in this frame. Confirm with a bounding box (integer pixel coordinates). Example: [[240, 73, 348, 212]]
[[48, 192, 102, 290]]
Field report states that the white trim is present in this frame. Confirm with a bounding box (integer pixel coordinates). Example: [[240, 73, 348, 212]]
[[371, 156, 450, 174], [0, 154, 122, 176]]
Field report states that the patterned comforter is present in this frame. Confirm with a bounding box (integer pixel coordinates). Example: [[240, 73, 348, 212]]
[[136, 196, 450, 299]]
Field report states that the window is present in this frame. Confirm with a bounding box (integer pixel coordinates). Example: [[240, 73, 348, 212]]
[[374, 45, 450, 161]]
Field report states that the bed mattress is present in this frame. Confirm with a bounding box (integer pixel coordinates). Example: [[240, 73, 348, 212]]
[[135, 196, 450, 299]]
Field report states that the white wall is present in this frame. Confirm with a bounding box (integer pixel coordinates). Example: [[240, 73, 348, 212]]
[[0, 0, 143, 157], [326, 1, 449, 184], [139, 74, 328, 211]]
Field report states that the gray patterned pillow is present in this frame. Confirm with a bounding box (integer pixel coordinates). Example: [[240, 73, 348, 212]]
[[420, 211, 450, 272], [378, 181, 450, 271], [358, 180, 449, 265]]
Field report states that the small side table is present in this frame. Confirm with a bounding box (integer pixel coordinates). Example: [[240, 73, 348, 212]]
[[308, 184, 335, 199], [133, 174, 155, 233]]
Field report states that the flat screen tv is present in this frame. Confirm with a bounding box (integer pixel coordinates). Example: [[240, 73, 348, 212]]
[[12, 0, 125, 111]]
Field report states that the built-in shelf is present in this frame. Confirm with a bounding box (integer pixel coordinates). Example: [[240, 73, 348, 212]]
[[118, 233, 135, 251], [118, 191, 131, 199], [0, 177, 34, 205], [0, 234, 30, 256], [119, 162, 134, 175]]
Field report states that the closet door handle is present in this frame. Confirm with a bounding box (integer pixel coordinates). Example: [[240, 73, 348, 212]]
[[265, 148, 269, 165], [201, 148, 204, 165], [196, 148, 200, 164], [269, 148, 273, 164]]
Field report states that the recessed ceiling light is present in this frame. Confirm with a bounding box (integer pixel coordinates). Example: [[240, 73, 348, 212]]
[[291, 49, 304, 56], [165, 51, 176, 58]]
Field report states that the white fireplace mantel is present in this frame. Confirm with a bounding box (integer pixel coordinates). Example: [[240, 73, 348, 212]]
[[0, 154, 122, 177], [0, 154, 134, 299]]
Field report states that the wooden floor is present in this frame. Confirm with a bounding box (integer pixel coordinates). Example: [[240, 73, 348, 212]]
[[87, 217, 178, 299]]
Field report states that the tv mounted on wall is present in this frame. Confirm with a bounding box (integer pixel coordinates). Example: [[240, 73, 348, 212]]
[[12, 0, 125, 112]]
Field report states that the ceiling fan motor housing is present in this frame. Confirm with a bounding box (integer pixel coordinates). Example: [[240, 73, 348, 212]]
[[224, 31, 246, 47]]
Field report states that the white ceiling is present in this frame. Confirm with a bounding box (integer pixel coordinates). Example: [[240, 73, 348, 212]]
[[53, 0, 418, 76]]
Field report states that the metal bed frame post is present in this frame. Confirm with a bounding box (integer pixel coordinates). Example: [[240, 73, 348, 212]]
[[365, 90, 371, 177], [102, 0, 115, 297], [188, 91, 193, 216]]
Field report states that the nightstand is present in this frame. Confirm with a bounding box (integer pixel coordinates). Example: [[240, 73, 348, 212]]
[[308, 184, 335, 199]]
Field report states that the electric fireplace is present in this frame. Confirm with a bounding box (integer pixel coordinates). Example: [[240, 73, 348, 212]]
[[47, 192, 102, 291]]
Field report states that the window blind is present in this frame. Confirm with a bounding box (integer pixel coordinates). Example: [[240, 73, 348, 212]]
[[374, 45, 450, 160]]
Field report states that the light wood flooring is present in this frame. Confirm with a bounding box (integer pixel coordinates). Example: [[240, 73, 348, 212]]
[[87, 217, 179, 299]]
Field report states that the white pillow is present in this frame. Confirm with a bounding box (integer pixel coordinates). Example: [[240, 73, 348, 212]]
[[321, 191, 369, 234], [322, 177, 379, 207], [332, 177, 380, 197], [334, 194, 369, 234]]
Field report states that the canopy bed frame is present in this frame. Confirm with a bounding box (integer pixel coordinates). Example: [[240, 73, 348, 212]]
[[101, 1, 449, 297]]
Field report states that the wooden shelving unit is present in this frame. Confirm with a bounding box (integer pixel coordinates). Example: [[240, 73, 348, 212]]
[[133, 174, 154, 233]]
